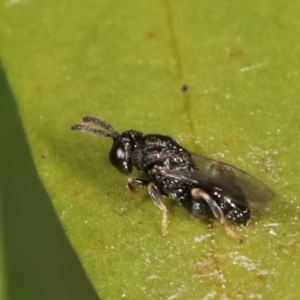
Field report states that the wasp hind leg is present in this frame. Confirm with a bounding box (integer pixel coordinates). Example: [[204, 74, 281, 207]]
[[191, 188, 243, 243]]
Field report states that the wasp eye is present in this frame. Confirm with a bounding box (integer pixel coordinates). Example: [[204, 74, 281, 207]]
[[109, 141, 132, 174], [110, 143, 124, 166], [116, 147, 125, 159]]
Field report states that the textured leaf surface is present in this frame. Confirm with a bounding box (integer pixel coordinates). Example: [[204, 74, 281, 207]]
[[1, 0, 300, 299]]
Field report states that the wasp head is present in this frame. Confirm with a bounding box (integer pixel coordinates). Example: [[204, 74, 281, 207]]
[[109, 130, 143, 174], [71, 116, 142, 175]]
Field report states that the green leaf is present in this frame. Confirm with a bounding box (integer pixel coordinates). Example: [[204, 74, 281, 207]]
[[0, 63, 99, 299], [1, 0, 300, 299]]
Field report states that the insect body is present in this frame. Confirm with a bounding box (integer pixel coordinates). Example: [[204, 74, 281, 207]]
[[71, 116, 274, 243]]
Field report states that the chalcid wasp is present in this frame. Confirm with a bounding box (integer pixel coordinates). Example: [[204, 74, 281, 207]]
[[71, 116, 274, 243]]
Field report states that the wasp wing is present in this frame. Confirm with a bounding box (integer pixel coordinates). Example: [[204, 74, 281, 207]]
[[155, 154, 274, 209], [193, 154, 275, 209]]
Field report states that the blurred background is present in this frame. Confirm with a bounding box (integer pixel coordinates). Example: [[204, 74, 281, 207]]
[[0, 62, 99, 300]]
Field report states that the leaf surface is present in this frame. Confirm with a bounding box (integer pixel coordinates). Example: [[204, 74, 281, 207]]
[[1, 0, 300, 299]]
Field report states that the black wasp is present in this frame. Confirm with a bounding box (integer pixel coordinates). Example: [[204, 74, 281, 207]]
[[71, 116, 274, 243]]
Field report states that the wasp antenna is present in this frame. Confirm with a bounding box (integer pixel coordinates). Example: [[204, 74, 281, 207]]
[[82, 116, 119, 137], [71, 124, 115, 138]]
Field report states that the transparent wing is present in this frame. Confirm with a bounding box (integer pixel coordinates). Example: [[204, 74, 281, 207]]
[[191, 154, 274, 209], [154, 154, 275, 209]]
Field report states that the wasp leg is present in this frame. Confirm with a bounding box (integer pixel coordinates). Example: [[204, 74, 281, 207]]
[[127, 179, 168, 236], [127, 177, 150, 193], [191, 188, 243, 243], [148, 182, 168, 237]]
